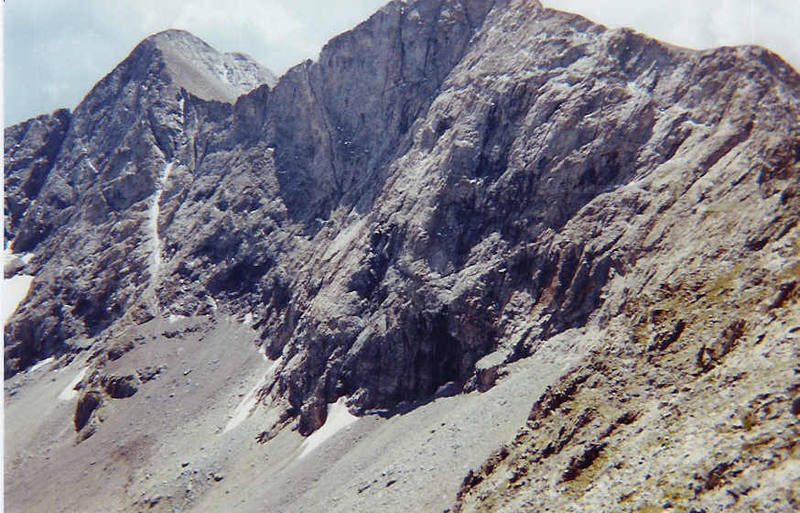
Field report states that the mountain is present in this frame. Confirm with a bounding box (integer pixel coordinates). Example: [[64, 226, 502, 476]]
[[4, 0, 799, 512], [4, 29, 275, 369]]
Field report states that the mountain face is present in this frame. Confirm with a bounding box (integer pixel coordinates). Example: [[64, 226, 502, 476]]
[[4, 29, 275, 369], [4, 1, 800, 512]]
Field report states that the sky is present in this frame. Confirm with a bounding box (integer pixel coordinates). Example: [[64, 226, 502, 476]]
[[3, 0, 799, 126]]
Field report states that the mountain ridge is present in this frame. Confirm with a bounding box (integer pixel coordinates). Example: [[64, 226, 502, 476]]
[[5, 0, 799, 424], [4, 0, 800, 511]]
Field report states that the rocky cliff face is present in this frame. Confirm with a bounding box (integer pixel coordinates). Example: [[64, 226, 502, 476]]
[[4, 29, 274, 371], [4, 1, 799, 511], [153, 0, 799, 433]]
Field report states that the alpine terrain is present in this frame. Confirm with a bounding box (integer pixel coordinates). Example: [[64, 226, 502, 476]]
[[4, 1, 799, 512]]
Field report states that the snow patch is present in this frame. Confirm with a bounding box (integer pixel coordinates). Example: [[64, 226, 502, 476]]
[[148, 162, 174, 284], [27, 356, 55, 373], [85, 157, 99, 175], [3, 274, 34, 325], [145, 161, 174, 316], [2, 247, 34, 266], [298, 397, 358, 459], [58, 367, 88, 401], [627, 80, 650, 97], [223, 357, 281, 434], [168, 314, 187, 324], [243, 312, 254, 325], [176, 97, 186, 124], [79, 147, 99, 175]]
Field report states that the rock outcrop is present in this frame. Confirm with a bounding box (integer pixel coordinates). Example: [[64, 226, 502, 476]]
[[4, 108, 71, 242], [4, 29, 274, 372], [4, 1, 799, 511]]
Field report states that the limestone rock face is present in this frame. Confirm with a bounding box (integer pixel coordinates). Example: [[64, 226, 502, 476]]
[[4, 30, 274, 373], [4, 1, 800, 510], [148, 29, 277, 103], [4, 108, 71, 242]]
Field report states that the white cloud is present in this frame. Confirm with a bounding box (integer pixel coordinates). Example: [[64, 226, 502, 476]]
[[544, 0, 800, 68], [4, 0, 799, 126]]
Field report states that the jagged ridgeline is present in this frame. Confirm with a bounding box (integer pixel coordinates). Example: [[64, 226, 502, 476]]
[[4, 0, 800, 511]]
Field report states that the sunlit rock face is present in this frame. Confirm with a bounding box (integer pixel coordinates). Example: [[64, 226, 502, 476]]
[[3, 29, 275, 373], [4, 1, 799, 511]]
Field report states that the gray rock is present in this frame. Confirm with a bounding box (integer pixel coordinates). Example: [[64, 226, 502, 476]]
[[101, 374, 140, 399], [3, 3, 800, 511], [6, 0, 800, 428], [4, 108, 71, 244], [74, 391, 102, 432], [3, 30, 276, 374]]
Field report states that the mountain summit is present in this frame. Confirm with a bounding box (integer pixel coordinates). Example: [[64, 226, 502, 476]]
[[143, 29, 277, 102], [5, 1, 799, 512]]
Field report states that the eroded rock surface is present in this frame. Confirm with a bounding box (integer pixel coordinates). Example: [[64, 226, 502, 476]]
[[4, 0, 799, 511], [4, 30, 273, 373]]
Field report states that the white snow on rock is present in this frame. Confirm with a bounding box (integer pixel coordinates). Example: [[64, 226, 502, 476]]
[[27, 356, 55, 373], [168, 314, 188, 324], [3, 273, 35, 325], [223, 357, 281, 433], [298, 397, 359, 459], [58, 367, 88, 401], [3, 246, 37, 324], [76, 146, 101, 177], [3, 246, 34, 268], [148, 161, 174, 284]]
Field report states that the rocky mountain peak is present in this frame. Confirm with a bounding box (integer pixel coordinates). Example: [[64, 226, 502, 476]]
[[4, 1, 800, 511], [3, 29, 278, 367], [143, 29, 277, 103]]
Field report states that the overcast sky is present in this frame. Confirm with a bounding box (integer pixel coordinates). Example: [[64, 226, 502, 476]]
[[3, 0, 799, 126]]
